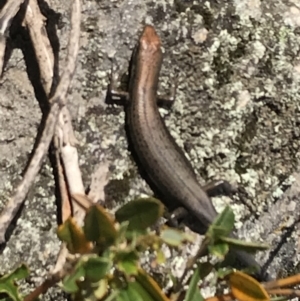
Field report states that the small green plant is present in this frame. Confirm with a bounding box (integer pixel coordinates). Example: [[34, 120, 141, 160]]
[[56, 196, 269, 301], [5, 196, 296, 301]]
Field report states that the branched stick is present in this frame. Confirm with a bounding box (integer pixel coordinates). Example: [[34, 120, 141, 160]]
[[23, 0, 83, 224], [24, 0, 86, 224], [22, 0, 89, 276], [0, 0, 81, 244]]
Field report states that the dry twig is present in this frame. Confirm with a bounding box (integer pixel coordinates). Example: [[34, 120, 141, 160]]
[[0, 0, 25, 74], [23, 0, 54, 92]]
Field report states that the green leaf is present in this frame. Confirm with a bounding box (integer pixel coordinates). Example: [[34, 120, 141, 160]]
[[115, 198, 164, 231], [212, 206, 235, 227], [208, 242, 229, 259], [84, 205, 117, 247], [116, 222, 146, 243], [127, 281, 154, 301], [184, 268, 204, 301], [62, 254, 112, 294], [217, 268, 234, 279], [114, 288, 130, 301], [219, 236, 269, 253], [160, 228, 192, 246], [0, 264, 29, 301], [62, 255, 111, 295], [83, 256, 111, 282], [62, 264, 85, 293], [57, 217, 92, 254], [208, 206, 235, 237], [210, 225, 233, 239], [115, 251, 139, 275]]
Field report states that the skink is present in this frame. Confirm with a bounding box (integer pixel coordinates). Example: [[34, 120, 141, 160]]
[[126, 25, 266, 279]]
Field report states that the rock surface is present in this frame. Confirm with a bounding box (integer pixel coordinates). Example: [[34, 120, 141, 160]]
[[1, 0, 300, 299]]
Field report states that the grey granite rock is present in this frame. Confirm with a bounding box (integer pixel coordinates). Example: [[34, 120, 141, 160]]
[[1, 0, 300, 299]]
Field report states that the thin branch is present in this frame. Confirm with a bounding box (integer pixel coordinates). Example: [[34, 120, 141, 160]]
[[264, 273, 300, 290], [24, 0, 54, 92], [0, 0, 25, 74], [268, 288, 300, 297], [23, 262, 72, 301]]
